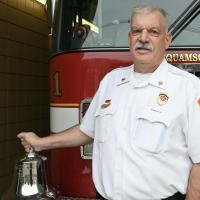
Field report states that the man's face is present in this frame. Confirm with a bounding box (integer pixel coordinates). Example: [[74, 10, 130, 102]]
[[128, 11, 172, 72]]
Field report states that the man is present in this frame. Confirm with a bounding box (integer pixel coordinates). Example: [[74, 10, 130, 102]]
[[18, 4, 200, 200]]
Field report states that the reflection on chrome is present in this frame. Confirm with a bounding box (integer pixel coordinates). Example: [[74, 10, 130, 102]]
[[21, 183, 40, 196]]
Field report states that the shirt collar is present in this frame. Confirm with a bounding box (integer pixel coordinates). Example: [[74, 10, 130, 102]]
[[115, 66, 133, 86], [148, 59, 169, 90], [126, 59, 169, 89]]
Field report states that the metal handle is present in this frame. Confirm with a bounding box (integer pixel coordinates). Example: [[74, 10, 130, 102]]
[[27, 147, 36, 158], [28, 147, 34, 153]]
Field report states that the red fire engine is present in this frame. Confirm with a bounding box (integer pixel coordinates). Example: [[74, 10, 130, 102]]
[[47, 0, 200, 198]]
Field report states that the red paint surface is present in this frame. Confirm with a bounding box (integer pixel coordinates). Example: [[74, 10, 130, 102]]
[[50, 51, 133, 105]]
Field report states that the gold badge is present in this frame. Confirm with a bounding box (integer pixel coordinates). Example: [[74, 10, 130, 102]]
[[157, 93, 169, 106], [101, 99, 111, 109]]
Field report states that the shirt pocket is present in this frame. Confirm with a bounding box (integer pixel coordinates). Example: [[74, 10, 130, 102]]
[[133, 106, 171, 153], [94, 104, 116, 143]]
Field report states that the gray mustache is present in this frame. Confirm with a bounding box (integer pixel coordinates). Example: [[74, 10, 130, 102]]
[[134, 42, 153, 51]]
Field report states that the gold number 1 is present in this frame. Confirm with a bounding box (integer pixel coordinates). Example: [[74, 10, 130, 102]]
[[53, 71, 62, 96]]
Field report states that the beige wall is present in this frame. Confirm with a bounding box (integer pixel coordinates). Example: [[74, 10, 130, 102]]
[[0, 0, 50, 195]]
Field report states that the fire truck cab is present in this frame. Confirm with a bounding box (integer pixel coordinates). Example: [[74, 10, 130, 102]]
[[47, 0, 200, 198]]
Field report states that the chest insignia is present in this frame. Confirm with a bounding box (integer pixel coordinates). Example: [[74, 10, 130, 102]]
[[157, 93, 169, 106]]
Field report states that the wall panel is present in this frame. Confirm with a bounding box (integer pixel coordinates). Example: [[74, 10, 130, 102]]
[[0, 0, 50, 196]]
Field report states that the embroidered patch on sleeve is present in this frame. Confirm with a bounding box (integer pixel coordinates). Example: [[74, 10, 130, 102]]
[[197, 98, 200, 107]]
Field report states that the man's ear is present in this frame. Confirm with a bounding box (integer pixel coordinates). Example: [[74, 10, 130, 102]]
[[165, 32, 172, 49]]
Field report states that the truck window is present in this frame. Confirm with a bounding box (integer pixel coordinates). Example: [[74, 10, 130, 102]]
[[52, 0, 199, 54]]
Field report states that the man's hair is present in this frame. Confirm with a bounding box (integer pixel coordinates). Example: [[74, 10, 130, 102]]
[[130, 4, 169, 31]]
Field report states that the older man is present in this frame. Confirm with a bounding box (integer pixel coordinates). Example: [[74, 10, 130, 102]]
[[18, 4, 200, 200]]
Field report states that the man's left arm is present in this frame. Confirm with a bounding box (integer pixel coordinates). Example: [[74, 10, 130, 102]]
[[186, 163, 200, 200]]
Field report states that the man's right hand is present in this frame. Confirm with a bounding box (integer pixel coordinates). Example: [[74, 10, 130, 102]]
[[17, 126, 92, 152], [17, 132, 42, 152]]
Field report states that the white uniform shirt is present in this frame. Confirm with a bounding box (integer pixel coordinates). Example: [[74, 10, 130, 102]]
[[80, 59, 200, 200]]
